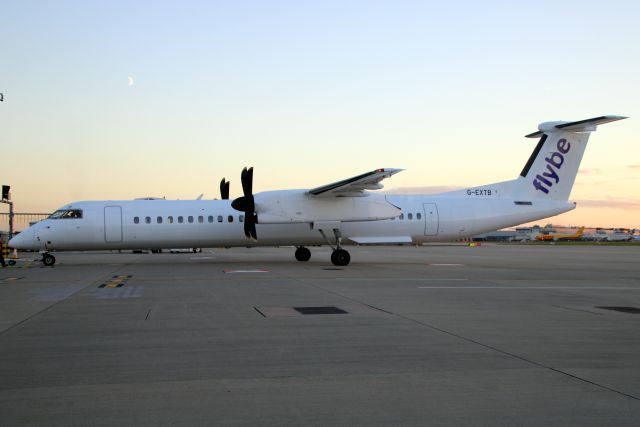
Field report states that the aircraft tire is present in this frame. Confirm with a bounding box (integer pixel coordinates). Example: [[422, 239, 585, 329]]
[[295, 247, 311, 262], [331, 249, 350, 266], [42, 253, 56, 267]]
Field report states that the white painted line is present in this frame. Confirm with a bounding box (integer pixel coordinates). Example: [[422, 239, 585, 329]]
[[428, 263, 464, 266], [336, 278, 468, 281], [223, 269, 270, 274], [418, 286, 640, 289], [190, 256, 216, 260]]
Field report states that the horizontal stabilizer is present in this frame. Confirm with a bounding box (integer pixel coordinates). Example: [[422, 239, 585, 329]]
[[525, 115, 627, 138]]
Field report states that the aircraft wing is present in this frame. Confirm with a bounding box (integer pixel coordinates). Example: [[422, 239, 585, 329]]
[[307, 168, 403, 197]]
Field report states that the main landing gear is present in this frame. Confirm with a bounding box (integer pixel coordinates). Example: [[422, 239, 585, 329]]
[[294, 245, 350, 266], [330, 248, 350, 266], [42, 253, 56, 267], [295, 246, 311, 262], [316, 224, 351, 267]]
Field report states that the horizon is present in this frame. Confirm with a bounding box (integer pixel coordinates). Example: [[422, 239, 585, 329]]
[[1, 1, 639, 228]]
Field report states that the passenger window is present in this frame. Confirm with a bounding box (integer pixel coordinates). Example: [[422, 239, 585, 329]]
[[134, 217, 139, 224], [188, 216, 194, 223], [178, 216, 184, 223], [217, 215, 223, 223], [145, 216, 151, 224], [417, 213, 422, 220], [228, 215, 233, 223], [198, 216, 203, 223], [399, 213, 404, 220], [239, 215, 244, 223], [408, 213, 413, 220], [157, 216, 163, 224], [208, 216, 213, 223], [168, 216, 173, 224]]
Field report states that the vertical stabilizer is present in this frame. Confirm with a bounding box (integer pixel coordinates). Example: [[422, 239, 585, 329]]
[[514, 115, 626, 200]]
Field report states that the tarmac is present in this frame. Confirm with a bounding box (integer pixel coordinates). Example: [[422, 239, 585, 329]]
[[0, 244, 639, 426]]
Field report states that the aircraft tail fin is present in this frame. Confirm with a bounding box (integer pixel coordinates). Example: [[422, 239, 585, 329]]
[[514, 115, 626, 200]]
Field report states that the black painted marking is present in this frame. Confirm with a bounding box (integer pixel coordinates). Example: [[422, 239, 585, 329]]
[[253, 307, 266, 317], [145, 309, 152, 320], [323, 268, 343, 271], [293, 306, 348, 315], [520, 134, 547, 177], [597, 306, 640, 314], [307, 170, 380, 195], [514, 201, 533, 205], [556, 115, 609, 129]]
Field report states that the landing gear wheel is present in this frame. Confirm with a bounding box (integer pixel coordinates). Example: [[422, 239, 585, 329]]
[[8, 260, 16, 266], [295, 247, 311, 262], [330, 249, 351, 266], [42, 253, 56, 267]]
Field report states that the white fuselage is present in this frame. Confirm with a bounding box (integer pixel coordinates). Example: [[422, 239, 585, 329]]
[[10, 192, 574, 251]]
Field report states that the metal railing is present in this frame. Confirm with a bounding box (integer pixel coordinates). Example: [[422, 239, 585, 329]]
[[0, 212, 51, 231]]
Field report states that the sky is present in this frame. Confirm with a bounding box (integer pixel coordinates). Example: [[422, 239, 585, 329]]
[[1, 0, 639, 229]]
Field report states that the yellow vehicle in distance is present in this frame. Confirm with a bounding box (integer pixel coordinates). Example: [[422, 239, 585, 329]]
[[535, 226, 585, 242]]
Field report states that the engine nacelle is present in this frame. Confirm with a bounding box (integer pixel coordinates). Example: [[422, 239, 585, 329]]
[[255, 190, 400, 224]]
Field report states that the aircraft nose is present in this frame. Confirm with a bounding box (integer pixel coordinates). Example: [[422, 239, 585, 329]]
[[8, 228, 35, 250]]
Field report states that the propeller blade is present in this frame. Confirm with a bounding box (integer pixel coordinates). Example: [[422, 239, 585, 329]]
[[244, 213, 257, 240], [220, 178, 230, 200], [233, 166, 257, 240], [241, 167, 253, 197]]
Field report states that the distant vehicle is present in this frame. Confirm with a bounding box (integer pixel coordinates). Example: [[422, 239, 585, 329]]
[[535, 226, 585, 242], [583, 228, 609, 241], [607, 229, 633, 242]]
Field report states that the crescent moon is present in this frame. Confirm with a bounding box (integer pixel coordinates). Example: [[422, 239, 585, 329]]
[[128, 76, 134, 87]]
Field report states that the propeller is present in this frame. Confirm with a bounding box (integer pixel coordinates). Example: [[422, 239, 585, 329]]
[[220, 178, 230, 200], [231, 167, 257, 240]]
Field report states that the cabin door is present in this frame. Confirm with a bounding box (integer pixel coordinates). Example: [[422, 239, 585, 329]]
[[423, 203, 439, 236], [104, 206, 123, 242]]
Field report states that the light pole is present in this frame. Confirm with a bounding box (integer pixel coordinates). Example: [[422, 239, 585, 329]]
[[1, 185, 13, 239]]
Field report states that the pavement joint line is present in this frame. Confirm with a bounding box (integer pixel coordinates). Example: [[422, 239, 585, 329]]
[[382, 307, 640, 402], [335, 278, 469, 281], [552, 305, 604, 315], [0, 265, 134, 337], [290, 277, 640, 403]]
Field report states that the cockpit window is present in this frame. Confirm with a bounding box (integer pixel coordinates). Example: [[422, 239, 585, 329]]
[[49, 209, 83, 219]]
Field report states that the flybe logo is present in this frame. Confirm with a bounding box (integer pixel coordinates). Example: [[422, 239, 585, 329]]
[[532, 138, 571, 194]]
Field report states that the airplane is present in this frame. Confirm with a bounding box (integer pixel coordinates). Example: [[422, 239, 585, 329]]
[[606, 229, 634, 242], [9, 115, 627, 267], [534, 226, 585, 241]]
